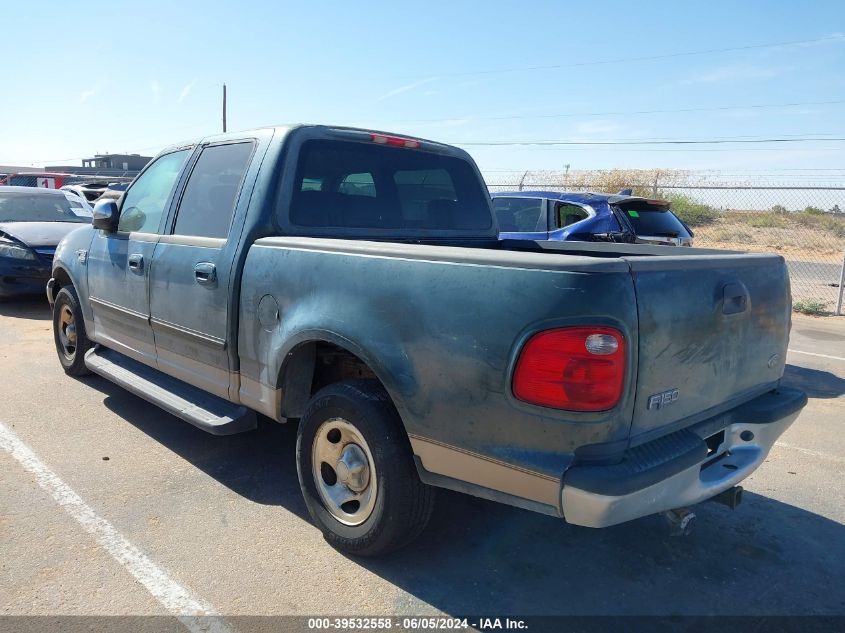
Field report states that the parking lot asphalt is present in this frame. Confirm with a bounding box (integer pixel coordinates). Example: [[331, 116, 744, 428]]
[[1, 299, 844, 618]]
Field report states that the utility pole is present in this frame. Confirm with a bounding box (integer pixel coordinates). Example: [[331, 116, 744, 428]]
[[222, 83, 227, 133]]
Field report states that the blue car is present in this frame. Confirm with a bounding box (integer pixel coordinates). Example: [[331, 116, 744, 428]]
[[491, 190, 694, 246]]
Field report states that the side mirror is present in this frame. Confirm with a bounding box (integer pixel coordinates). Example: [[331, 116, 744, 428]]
[[92, 200, 119, 232]]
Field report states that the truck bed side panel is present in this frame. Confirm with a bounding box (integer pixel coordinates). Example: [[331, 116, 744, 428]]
[[238, 238, 640, 506]]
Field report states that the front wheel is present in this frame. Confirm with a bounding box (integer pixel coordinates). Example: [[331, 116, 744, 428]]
[[52, 286, 92, 376], [296, 380, 435, 556]]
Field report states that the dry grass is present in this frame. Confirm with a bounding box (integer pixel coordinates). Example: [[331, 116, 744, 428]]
[[694, 211, 845, 258]]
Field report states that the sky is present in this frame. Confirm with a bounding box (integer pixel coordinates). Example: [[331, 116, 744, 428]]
[[1, 0, 844, 177]]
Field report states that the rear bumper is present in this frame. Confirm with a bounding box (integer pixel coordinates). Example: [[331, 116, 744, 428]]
[[561, 387, 807, 528]]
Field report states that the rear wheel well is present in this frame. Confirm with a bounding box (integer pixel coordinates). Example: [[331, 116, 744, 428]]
[[278, 341, 378, 419]]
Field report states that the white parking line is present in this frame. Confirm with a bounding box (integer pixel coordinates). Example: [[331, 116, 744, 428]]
[[787, 348, 845, 362], [774, 441, 845, 464], [0, 422, 236, 633]]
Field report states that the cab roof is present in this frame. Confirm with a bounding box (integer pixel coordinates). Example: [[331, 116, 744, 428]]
[[158, 124, 466, 158]]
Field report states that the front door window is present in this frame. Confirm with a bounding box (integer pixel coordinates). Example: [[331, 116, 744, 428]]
[[118, 150, 191, 234]]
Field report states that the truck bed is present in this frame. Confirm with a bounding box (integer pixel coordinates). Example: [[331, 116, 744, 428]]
[[237, 235, 791, 514]]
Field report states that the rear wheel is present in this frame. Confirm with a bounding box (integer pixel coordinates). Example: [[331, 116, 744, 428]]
[[52, 286, 92, 376], [296, 380, 435, 556]]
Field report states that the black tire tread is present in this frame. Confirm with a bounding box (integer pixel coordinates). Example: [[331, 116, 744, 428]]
[[297, 379, 435, 557], [52, 286, 92, 377]]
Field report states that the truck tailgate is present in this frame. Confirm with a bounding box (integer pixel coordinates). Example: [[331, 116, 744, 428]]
[[626, 253, 791, 443]]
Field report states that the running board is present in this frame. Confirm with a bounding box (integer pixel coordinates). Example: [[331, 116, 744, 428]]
[[84, 347, 257, 435]]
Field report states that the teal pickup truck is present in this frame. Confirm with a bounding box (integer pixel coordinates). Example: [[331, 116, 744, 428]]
[[48, 125, 806, 555]]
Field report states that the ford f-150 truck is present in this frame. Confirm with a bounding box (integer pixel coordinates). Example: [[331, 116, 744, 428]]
[[48, 125, 806, 556]]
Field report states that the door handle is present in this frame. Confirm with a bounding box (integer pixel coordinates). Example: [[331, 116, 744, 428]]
[[194, 262, 217, 285], [127, 253, 144, 273]]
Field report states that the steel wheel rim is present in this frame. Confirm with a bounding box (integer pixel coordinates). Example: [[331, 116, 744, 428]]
[[57, 305, 77, 360], [311, 417, 377, 526]]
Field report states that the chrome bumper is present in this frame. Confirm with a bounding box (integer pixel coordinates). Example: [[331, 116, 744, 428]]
[[46, 277, 56, 306], [561, 393, 803, 528]]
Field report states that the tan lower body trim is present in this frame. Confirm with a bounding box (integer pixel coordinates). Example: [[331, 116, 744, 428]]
[[409, 435, 561, 507], [239, 375, 284, 421]]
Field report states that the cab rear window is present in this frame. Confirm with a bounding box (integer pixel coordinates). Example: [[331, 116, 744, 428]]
[[288, 140, 491, 233], [614, 200, 691, 239]]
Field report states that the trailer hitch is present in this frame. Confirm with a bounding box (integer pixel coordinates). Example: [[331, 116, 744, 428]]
[[663, 507, 696, 536]]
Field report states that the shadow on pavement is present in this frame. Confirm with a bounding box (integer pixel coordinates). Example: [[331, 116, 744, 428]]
[[364, 489, 845, 616], [91, 377, 308, 519], [782, 364, 845, 399], [83, 374, 845, 616], [0, 296, 51, 321]]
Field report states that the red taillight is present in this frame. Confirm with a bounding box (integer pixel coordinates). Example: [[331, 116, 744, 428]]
[[370, 133, 421, 149], [512, 327, 625, 411]]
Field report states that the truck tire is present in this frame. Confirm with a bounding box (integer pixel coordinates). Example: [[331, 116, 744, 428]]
[[52, 286, 92, 376], [296, 379, 435, 556]]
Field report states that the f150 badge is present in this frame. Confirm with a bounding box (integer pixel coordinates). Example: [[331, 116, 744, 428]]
[[648, 388, 680, 410]]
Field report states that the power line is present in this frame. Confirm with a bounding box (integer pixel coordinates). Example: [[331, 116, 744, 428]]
[[402, 33, 845, 79], [480, 170, 845, 177], [384, 99, 845, 124], [475, 132, 845, 142], [456, 137, 845, 147], [465, 146, 845, 153]]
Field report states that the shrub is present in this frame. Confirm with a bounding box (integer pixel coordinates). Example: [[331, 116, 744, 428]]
[[804, 206, 825, 215], [771, 205, 790, 215], [793, 299, 829, 316], [822, 216, 845, 238], [665, 194, 719, 226]]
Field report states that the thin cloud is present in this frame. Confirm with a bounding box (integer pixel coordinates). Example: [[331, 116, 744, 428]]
[[411, 118, 471, 130], [716, 109, 762, 119], [177, 80, 196, 103], [375, 77, 435, 103], [150, 80, 162, 102], [79, 86, 98, 103], [682, 65, 782, 84], [796, 31, 845, 47], [575, 121, 622, 136], [569, 120, 651, 144], [455, 78, 486, 89]]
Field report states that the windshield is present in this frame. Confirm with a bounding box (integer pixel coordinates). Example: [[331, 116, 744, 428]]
[[64, 194, 93, 217], [0, 192, 89, 223], [614, 200, 691, 238]]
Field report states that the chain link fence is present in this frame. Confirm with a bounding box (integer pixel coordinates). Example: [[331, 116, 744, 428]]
[[3, 173, 135, 188], [484, 170, 845, 315]]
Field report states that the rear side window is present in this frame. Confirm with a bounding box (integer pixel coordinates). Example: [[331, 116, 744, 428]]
[[557, 203, 590, 228], [289, 140, 491, 233], [492, 197, 547, 232], [172, 142, 253, 239], [615, 200, 691, 238]]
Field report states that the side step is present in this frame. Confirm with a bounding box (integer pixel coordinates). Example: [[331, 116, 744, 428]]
[[84, 347, 257, 436]]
